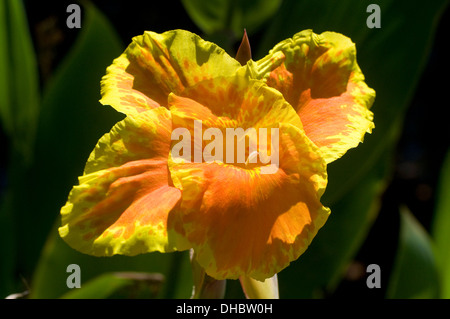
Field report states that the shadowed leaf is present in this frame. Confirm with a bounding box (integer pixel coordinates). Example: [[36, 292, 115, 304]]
[[387, 207, 440, 299]]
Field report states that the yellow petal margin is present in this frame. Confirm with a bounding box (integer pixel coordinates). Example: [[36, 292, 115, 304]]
[[253, 30, 375, 164], [100, 29, 242, 116], [59, 107, 189, 256]]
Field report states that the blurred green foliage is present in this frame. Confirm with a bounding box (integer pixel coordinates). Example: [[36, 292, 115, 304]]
[[387, 207, 440, 298], [181, 0, 281, 51], [0, 0, 40, 297], [0, 0, 448, 299], [432, 149, 450, 298], [0, 0, 39, 164]]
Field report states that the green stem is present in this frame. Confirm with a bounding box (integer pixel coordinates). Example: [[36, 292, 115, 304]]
[[162, 251, 184, 298]]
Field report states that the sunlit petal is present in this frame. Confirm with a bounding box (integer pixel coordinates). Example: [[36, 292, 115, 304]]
[[59, 108, 189, 255], [169, 123, 330, 281], [254, 30, 375, 163], [100, 30, 242, 115]]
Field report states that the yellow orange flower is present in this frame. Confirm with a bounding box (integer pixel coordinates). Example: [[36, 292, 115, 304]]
[[250, 30, 375, 163], [59, 29, 375, 281]]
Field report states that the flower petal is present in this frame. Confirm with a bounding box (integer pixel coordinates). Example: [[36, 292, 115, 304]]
[[100, 29, 242, 115], [59, 107, 189, 256], [254, 30, 375, 163], [168, 75, 303, 175], [168, 123, 330, 281], [168, 74, 303, 139]]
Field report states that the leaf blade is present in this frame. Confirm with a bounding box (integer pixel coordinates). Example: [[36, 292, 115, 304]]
[[0, 0, 40, 162], [431, 150, 450, 298], [60, 272, 164, 299], [181, 0, 282, 37], [386, 207, 440, 299]]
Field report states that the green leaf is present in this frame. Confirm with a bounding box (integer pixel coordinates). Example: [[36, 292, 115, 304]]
[[0, 0, 39, 298], [60, 272, 164, 299], [0, 0, 40, 162], [181, 0, 282, 37], [431, 149, 450, 298], [31, 221, 192, 298], [386, 207, 440, 298]]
